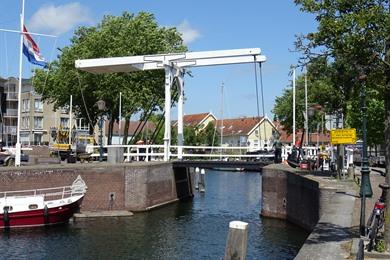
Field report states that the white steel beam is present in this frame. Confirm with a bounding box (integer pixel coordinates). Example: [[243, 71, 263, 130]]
[[75, 48, 265, 74]]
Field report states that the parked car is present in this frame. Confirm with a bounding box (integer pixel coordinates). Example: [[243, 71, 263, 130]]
[[0, 147, 29, 166]]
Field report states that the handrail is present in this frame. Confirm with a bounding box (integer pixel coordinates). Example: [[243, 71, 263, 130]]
[[0, 184, 85, 199], [86, 144, 320, 162]]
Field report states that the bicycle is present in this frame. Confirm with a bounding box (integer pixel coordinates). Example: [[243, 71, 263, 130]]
[[366, 182, 390, 252]]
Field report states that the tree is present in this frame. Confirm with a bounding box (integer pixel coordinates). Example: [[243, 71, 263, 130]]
[[273, 69, 333, 134], [198, 122, 219, 146], [294, 0, 390, 249], [33, 12, 186, 144]]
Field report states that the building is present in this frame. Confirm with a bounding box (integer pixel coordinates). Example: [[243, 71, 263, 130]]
[[273, 121, 330, 147], [109, 120, 156, 144], [216, 116, 278, 150], [0, 76, 88, 146], [172, 112, 217, 133]]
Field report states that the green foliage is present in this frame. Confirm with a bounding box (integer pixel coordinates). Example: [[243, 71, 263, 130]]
[[288, 0, 389, 148], [272, 71, 331, 134], [33, 12, 186, 137], [346, 89, 385, 146], [375, 239, 386, 253], [197, 122, 219, 146], [184, 126, 198, 146]]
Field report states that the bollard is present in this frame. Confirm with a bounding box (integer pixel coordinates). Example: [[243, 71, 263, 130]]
[[199, 169, 206, 193], [195, 167, 200, 190], [347, 164, 354, 180], [224, 220, 248, 260]]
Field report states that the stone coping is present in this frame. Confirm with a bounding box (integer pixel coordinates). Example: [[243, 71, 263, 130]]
[[74, 210, 134, 218]]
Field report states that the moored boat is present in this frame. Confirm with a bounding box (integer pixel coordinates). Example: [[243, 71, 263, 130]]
[[0, 175, 87, 228]]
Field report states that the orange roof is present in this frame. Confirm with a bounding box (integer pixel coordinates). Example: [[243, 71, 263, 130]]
[[216, 117, 264, 136], [183, 113, 211, 127], [278, 128, 330, 144]]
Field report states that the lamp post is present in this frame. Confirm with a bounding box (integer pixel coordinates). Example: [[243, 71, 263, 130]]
[[96, 100, 106, 162], [358, 74, 373, 236]]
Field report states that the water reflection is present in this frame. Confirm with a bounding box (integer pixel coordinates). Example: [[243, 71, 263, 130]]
[[0, 170, 308, 259]]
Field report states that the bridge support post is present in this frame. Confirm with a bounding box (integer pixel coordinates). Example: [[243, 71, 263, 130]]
[[224, 220, 248, 260], [163, 66, 173, 161], [177, 72, 184, 160]]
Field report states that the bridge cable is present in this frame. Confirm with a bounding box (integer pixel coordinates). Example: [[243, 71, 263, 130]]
[[254, 59, 262, 149], [259, 62, 267, 143], [150, 77, 180, 144], [128, 94, 159, 144]]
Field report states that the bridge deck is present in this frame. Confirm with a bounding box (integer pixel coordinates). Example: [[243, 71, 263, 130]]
[[172, 160, 272, 171]]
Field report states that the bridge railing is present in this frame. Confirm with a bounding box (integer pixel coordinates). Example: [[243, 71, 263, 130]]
[[89, 144, 320, 162]]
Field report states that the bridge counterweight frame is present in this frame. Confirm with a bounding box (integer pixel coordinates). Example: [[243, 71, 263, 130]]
[[75, 48, 267, 161]]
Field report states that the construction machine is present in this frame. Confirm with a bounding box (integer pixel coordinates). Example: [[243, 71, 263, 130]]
[[49, 127, 95, 162]]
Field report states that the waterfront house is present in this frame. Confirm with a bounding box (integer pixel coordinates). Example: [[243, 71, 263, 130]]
[[172, 112, 217, 133], [109, 120, 156, 144], [216, 116, 278, 150]]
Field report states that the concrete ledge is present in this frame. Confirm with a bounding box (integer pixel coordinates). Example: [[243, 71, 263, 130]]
[[74, 210, 134, 219]]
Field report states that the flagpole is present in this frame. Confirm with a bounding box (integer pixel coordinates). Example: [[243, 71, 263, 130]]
[[15, 0, 26, 166], [119, 92, 122, 145]]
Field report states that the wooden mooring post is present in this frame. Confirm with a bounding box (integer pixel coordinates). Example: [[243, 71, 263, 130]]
[[224, 220, 248, 260], [195, 167, 200, 190]]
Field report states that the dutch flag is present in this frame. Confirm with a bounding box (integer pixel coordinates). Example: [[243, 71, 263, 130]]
[[22, 26, 47, 67]]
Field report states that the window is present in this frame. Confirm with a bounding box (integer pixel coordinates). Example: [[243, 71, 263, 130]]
[[60, 105, 69, 114], [60, 117, 69, 128], [22, 117, 30, 129], [34, 133, 42, 145], [28, 204, 38, 209], [255, 130, 259, 136], [3, 206, 13, 211], [34, 117, 43, 129], [22, 99, 30, 112], [34, 99, 43, 112]]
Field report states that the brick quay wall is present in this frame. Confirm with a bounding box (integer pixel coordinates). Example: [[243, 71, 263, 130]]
[[0, 162, 193, 212], [261, 164, 337, 231]]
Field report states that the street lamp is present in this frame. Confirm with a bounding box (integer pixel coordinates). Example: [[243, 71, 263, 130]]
[[358, 73, 373, 236], [96, 99, 106, 162]]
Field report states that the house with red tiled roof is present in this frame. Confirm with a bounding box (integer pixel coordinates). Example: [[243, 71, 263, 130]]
[[107, 120, 156, 144], [216, 116, 278, 150], [172, 112, 217, 132], [273, 120, 330, 146]]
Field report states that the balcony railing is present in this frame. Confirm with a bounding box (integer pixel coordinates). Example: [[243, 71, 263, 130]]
[[3, 126, 17, 135], [6, 92, 18, 100], [4, 109, 18, 117]]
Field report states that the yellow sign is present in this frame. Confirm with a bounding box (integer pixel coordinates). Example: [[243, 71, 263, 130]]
[[330, 128, 357, 145]]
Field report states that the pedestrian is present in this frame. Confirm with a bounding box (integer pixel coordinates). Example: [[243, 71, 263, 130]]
[[272, 136, 283, 163]]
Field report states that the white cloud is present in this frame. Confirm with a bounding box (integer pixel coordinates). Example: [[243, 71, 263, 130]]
[[177, 20, 200, 44], [28, 3, 92, 35]]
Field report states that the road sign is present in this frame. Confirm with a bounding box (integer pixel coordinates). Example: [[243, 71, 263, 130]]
[[330, 128, 357, 145]]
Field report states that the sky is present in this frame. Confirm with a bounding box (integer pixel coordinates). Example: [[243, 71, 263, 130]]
[[0, 1, 317, 120]]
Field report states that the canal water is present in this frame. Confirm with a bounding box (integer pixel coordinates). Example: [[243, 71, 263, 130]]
[[0, 170, 309, 259]]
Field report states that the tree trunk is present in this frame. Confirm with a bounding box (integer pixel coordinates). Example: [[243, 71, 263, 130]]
[[384, 92, 390, 251], [123, 117, 130, 145]]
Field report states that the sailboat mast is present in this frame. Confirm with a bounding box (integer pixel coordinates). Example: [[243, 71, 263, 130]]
[[15, 0, 26, 166]]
